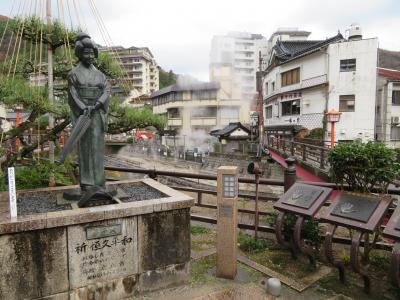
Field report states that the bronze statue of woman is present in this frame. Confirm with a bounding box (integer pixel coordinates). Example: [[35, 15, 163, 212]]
[[67, 33, 110, 205]]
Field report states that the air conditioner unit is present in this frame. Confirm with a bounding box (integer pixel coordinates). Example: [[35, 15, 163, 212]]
[[392, 116, 400, 124]]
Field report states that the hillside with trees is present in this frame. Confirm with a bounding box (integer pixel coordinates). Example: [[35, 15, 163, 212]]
[[379, 48, 400, 70], [159, 67, 178, 89], [0, 15, 12, 61]]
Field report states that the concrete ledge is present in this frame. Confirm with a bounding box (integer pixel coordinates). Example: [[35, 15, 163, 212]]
[[0, 179, 194, 235]]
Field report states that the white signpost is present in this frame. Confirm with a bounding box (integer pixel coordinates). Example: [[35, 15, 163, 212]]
[[8, 167, 17, 218]]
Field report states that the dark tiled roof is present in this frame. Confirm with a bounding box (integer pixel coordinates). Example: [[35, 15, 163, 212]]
[[273, 33, 344, 64], [150, 81, 220, 98], [210, 122, 250, 137]]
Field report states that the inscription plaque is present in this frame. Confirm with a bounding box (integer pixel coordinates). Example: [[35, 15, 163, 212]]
[[395, 219, 400, 231], [322, 192, 391, 233], [331, 193, 380, 223], [223, 175, 236, 198], [68, 218, 138, 288], [282, 186, 323, 209], [273, 183, 332, 217], [219, 204, 233, 218], [86, 224, 122, 240], [383, 204, 400, 240]]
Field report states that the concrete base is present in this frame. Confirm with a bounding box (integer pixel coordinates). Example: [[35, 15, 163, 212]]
[[0, 179, 194, 300]]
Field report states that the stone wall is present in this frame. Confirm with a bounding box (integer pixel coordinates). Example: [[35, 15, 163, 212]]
[[0, 209, 191, 300], [0, 180, 193, 300]]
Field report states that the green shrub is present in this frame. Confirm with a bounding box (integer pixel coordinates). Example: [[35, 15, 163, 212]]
[[191, 225, 210, 234], [328, 141, 400, 193], [127, 136, 133, 143], [338, 251, 350, 265], [238, 231, 269, 253], [328, 142, 400, 263], [305, 128, 324, 140], [0, 161, 75, 191], [266, 212, 323, 250]]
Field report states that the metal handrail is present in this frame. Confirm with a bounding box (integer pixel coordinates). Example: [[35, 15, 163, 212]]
[[104, 165, 400, 195], [104, 162, 399, 253]]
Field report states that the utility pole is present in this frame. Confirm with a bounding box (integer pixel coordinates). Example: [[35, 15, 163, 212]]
[[47, 0, 55, 187], [257, 51, 265, 154]]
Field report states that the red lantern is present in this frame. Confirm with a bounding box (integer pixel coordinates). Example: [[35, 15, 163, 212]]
[[326, 109, 342, 148]]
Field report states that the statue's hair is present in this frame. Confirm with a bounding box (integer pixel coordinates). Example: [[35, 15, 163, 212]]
[[75, 33, 98, 59]]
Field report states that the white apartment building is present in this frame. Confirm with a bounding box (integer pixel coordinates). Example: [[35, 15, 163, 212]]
[[150, 81, 249, 151], [263, 25, 384, 143], [376, 67, 400, 146], [101, 46, 159, 96], [210, 32, 268, 99]]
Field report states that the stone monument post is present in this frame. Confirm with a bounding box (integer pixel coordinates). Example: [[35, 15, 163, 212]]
[[216, 166, 238, 279]]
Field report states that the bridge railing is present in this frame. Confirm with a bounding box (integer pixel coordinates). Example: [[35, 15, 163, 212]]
[[105, 162, 399, 252], [268, 136, 330, 170]]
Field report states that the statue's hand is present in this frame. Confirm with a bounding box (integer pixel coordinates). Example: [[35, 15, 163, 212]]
[[94, 102, 102, 111], [84, 106, 95, 116]]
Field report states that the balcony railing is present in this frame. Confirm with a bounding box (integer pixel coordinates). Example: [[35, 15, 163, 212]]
[[265, 74, 328, 99], [191, 117, 217, 126], [167, 118, 182, 126]]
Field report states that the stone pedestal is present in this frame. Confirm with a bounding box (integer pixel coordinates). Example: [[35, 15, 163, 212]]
[[216, 166, 238, 279], [0, 179, 194, 300]]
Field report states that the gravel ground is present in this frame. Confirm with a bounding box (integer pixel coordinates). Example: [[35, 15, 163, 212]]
[[16, 183, 166, 215], [17, 192, 71, 215], [120, 183, 166, 202]]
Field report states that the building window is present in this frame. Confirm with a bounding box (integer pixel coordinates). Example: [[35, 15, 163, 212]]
[[281, 100, 300, 116], [176, 92, 183, 101], [392, 90, 400, 105], [265, 106, 272, 119], [191, 107, 217, 118], [191, 90, 217, 100], [168, 108, 181, 118], [340, 59, 356, 72], [265, 82, 268, 95], [391, 126, 400, 140], [339, 95, 355, 112], [281, 68, 300, 87], [221, 107, 239, 119], [272, 82, 275, 91]]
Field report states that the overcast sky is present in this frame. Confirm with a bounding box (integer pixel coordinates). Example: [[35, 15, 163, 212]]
[[0, 0, 399, 80]]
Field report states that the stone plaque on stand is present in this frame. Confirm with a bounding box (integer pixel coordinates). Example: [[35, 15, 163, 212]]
[[68, 217, 138, 288]]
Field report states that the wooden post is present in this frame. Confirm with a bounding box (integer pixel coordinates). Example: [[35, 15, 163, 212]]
[[61, 130, 65, 146], [302, 144, 306, 161], [216, 166, 238, 279], [197, 191, 202, 205], [290, 141, 294, 156], [254, 172, 260, 240], [320, 148, 325, 169], [284, 157, 296, 192], [47, 0, 55, 187], [15, 107, 20, 150]]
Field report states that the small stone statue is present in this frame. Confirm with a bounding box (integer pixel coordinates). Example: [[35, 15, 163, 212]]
[[64, 33, 111, 206]]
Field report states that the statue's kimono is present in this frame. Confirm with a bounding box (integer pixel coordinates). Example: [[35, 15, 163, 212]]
[[67, 63, 110, 189]]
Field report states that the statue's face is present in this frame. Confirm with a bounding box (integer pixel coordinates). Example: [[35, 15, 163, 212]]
[[81, 48, 95, 67]]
